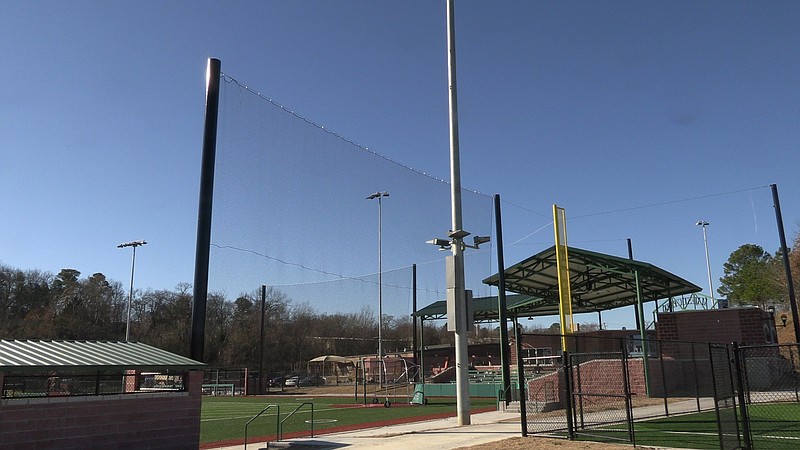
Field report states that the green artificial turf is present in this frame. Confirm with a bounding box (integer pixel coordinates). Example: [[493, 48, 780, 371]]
[[200, 395, 497, 444], [569, 402, 800, 449]]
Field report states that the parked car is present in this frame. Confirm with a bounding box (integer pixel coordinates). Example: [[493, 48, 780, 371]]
[[284, 376, 299, 387], [268, 377, 284, 388], [299, 374, 325, 386]]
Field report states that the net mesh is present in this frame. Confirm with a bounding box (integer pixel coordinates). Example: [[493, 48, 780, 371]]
[[209, 75, 494, 320]]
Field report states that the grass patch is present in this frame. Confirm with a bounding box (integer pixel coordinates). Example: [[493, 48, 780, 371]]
[[200, 395, 497, 445], [570, 402, 800, 449]]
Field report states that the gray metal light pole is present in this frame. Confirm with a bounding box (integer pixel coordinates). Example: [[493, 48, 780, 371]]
[[696, 221, 715, 302], [446, 0, 471, 426], [118, 240, 147, 342], [367, 191, 389, 374]]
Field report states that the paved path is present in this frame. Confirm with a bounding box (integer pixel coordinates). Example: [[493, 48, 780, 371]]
[[207, 398, 717, 450], [208, 410, 522, 450]]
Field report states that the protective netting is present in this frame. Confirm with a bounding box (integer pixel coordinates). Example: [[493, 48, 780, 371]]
[[209, 74, 494, 320]]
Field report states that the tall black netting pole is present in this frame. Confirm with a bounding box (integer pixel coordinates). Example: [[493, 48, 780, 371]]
[[772, 184, 800, 343], [191, 58, 221, 362]]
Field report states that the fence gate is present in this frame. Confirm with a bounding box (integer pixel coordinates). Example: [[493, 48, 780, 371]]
[[709, 343, 744, 449], [739, 343, 800, 449], [523, 361, 571, 435], [567, 349, 634, 445]]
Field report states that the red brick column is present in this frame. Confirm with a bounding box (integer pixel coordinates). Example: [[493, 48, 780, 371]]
[[124, 369, 139, 393]]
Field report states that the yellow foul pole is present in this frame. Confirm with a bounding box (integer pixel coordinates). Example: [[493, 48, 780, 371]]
[[553, 205, 574, 351]]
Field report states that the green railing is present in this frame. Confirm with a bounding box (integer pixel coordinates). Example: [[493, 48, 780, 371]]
[[243, 404, 279, 450], [279, 402, 314, 440]]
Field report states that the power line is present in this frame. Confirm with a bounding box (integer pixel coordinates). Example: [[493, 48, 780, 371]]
[[571, 185, 770, 220]]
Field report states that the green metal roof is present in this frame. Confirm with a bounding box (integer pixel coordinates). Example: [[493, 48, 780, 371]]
[[415, 246, 701, 321], [0, 340, 205, 373], [484, 246, 701, 316], [414, 294, 542, 321]]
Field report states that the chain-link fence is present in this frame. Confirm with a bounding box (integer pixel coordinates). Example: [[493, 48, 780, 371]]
[[519, 333, 800, 449], [2, 370, 186, 398], [203, 367, 250, 395], [568, 349, 633, 444], [709, 343, 744, 450], [740, 343, 800, 449]]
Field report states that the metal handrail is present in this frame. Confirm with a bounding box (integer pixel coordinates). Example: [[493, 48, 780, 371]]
[[243, 404, 279, 450], [279, 402, 314, 441]]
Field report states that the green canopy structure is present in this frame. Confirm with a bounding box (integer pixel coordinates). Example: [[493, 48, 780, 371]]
[[414, 246, 701, 321]]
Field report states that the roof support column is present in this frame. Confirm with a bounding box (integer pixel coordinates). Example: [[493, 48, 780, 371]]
[[628, 238, 650, 396]]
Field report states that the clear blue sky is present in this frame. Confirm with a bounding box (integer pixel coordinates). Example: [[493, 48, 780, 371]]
[[2, 1, 799, 328]]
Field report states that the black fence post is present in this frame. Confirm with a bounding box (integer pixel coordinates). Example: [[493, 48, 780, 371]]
[[733, 343, 752, 449], [708, 342, 724, 448], [658, 340, 669, 416], [791, 349, 800, 403], [575, 350, 584, 429], [515, 323, 528, 436], [691, 342, 701, 412], [620, 338, 635, 446], [563, 350, 575, 440]]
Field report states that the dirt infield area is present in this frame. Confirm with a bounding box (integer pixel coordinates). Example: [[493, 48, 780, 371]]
[[456, 436, 632, 450]]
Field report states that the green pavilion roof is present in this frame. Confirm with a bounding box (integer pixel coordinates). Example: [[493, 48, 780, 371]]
[[0, 340, 205, 373], [415, 246, 701, 321]]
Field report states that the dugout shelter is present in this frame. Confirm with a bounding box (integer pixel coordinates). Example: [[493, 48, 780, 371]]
[[0, 339, 205, 450]]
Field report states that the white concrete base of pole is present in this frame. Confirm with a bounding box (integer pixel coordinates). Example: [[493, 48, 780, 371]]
[[454, 330, 471, 425]]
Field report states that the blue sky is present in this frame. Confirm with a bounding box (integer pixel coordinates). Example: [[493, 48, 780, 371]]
[[2, 1, 799, 329]]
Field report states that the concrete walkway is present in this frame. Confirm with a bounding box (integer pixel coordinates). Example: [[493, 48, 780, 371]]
[[208, 410, 523, 450], [207, 398, 716, 450]]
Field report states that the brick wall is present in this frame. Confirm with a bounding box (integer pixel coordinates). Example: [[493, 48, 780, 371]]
[[656, 307, 772, 346], [0, 370, 202, 450], [647, 357, 714, 397], [526, 355, 721, 407], [527, 359, 646, 408]]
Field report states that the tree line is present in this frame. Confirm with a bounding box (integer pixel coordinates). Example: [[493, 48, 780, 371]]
[[717, 230, 800, 310], [1, 229, 797, 373], [0, 265, 456, 374]]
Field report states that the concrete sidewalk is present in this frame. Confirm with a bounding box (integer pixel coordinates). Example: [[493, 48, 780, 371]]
[[207, 398, 712, 450], [209, 410, 523, 450]]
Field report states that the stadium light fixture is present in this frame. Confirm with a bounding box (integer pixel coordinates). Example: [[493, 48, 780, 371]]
[[426, 235, 490, 251], [695, 220, 715, 303], [470, 235, 491, 248], [426, 238, 451, 251], [118, 240, 147, 342]]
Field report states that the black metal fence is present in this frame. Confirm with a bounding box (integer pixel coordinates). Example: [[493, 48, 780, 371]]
[[2, 371, 187, 399], [568, 349, 634, 444], [739, 343, 800, 449], [203, 367, 250, 395], [520, 333, 800, 449]]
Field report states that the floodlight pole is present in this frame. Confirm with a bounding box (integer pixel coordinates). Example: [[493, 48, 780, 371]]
[[367, 191, 389, 384], [412, 264, 419, 381], [118, 240, 147, 342], [446, 0, 471, 425], [696, 220, 715, 304]]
